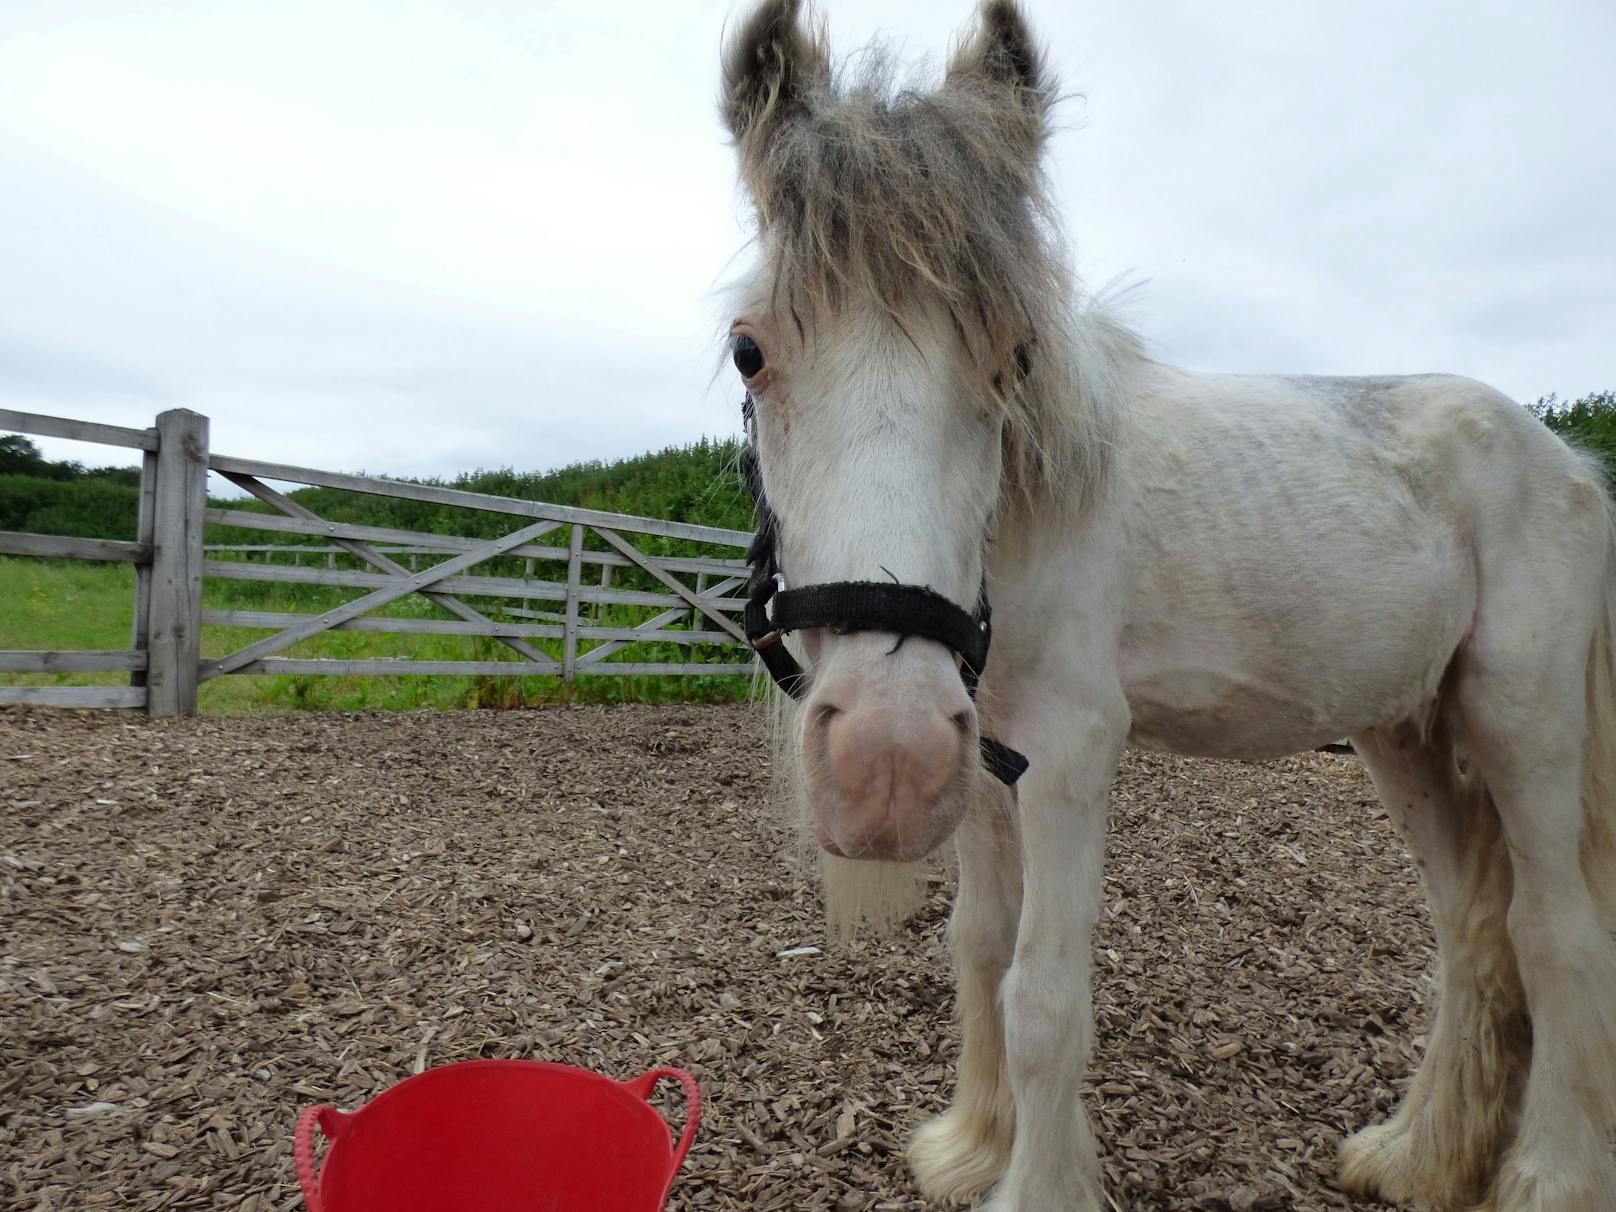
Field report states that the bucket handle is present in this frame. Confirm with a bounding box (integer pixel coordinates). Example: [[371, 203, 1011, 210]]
[[622, 1067, 702, 1190], [294, 1105, 354, 1212]]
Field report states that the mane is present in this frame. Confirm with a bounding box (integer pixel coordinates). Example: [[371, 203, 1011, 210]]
[[735, 43, 1135, 517]]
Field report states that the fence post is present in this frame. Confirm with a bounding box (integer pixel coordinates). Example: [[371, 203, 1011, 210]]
[[562, 524, 585, 684], [146, 409, 209, 716], [129, 440, 159, 690]]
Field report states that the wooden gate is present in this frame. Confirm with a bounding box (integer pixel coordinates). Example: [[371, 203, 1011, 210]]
[[1, 407, 757, 714]]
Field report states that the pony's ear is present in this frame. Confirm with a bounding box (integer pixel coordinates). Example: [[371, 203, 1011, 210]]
[[721, 0, 828, 149], [947, 1, 1054, 152]]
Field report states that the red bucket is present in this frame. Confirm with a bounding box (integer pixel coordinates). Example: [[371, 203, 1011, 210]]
[[295, 1060, 701, 1212]]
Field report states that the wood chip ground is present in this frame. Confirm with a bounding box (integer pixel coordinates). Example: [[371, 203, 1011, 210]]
[[2, 704, 1429, 1210]]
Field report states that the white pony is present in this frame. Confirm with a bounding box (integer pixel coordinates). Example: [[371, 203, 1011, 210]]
[[719, 3, 1616, 1210]]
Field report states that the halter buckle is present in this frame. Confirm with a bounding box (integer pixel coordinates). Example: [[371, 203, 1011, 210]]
[[750, 628, 785, 652]]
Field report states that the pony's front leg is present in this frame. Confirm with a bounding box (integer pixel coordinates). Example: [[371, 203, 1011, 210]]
[[986, 698, 1126, 1212], [910, 782, 1023, 1204]]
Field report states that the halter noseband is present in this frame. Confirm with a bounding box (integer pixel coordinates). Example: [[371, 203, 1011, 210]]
[[739, 394, 1029, 787]]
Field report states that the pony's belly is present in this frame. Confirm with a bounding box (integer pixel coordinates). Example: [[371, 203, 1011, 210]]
[[1119, 625, 1461, 761], [1123, 673, 1364, 759]]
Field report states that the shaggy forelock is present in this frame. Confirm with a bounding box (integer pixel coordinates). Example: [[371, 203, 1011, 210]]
[[735, 43, 1130, 514], [746, 49, 1057, 365]]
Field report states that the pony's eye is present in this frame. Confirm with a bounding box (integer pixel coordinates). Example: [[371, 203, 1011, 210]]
[[733, 335, 765, 379]]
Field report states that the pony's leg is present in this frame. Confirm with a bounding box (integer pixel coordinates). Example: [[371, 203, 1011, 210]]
[[1459, 723, 1616, 1209], [910, 784, 1023, 1203], [983, 697, 1125, 1212], [1337, 724, 1529, 1209], [1456, 552, 1616, 1211]]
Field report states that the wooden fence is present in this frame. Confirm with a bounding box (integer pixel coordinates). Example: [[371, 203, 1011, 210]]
[[0, 407, 757, 715]]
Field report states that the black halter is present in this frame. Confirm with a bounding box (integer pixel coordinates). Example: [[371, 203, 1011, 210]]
[[739, 395, 1029, 787]]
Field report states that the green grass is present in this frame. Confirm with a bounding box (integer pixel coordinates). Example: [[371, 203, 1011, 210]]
[[0, 556, 757, 715]]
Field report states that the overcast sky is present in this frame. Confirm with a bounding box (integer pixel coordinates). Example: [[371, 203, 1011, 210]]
[[2, 0, 1611, 480]]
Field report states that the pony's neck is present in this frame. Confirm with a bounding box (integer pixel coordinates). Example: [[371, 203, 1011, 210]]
[[998, 302, 1138, 531]]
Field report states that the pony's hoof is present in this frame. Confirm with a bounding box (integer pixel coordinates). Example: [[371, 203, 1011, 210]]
[[1337, 1120, 1476, 1210], [1488, 1142, 1616, 1212], [909, 1108, 1011, 1205], [977, 1170, 1106, 1212]]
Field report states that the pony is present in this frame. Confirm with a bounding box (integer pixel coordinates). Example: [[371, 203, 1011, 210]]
[[718, 3, 1616, 1209]]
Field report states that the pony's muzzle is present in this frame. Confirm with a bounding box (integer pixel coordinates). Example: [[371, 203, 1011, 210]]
[[803, 646, 975, 860]]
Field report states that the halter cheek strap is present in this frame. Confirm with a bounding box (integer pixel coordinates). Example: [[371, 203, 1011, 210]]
[[740, 397, 1029, 787]]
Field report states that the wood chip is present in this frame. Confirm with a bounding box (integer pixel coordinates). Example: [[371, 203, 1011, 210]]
[[2, 703, 1426, 1210]]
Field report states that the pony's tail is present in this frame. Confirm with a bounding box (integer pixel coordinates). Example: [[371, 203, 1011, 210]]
[[1583, 517, 1616, 929]]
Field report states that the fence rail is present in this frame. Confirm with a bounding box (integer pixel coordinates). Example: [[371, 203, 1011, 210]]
[[2, 406, 759, 714]]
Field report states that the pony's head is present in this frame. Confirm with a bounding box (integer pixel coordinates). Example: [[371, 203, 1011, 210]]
[[722, 1, 1108, 865]]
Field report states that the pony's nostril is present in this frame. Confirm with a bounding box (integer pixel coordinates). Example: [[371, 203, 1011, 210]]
[[813, 703, 842, 730], [950, 711, 973, 734]]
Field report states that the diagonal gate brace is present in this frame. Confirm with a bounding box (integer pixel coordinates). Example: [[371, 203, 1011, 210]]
[[577, 577, 746, 667], [202, 515, 562, 680], [590, 527, 748, 645], [214, 473, 559, 668]]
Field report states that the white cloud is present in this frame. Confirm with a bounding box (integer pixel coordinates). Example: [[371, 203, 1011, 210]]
[[1052, 0, 1616, 397], [1, 0, 1610, 477]]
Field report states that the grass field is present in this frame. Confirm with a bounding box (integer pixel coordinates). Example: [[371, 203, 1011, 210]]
[[0, 557, 756, 714]]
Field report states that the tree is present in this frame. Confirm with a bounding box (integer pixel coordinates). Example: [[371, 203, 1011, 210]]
[[1529, 391, 1616, 475], [0, 434, 49, 476]]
